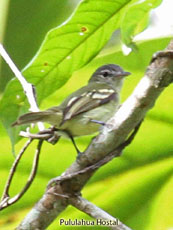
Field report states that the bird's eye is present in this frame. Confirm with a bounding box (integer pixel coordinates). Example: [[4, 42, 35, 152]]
[[102, 71, 110, 77]]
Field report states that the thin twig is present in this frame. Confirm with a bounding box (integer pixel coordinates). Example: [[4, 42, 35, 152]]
[[11, 140, 43, 200], [0, 139, 43, 210], [20, 131, 52, 140], [1, 139, 33, 201], [20, 128, 60, 145], [0, 43, 44, 131]]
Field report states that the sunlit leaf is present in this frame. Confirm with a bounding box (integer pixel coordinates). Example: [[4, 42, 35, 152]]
[[121, 0, 163, 47], [0, 0, 132, 145], [0, 0, 80, 92]]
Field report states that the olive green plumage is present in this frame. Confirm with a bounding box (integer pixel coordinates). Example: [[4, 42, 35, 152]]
[[13, 64, 130, 138]]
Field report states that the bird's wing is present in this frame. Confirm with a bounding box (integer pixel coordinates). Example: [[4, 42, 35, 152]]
[[60, 89, 116, 126]]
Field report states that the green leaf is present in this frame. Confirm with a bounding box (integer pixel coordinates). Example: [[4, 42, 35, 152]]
[[0, 0, 79, 92], [0, 0, 132, 145], [121, 0, 163, 47]]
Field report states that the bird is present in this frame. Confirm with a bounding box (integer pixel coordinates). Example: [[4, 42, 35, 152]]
[[13, 64, 130, 154]]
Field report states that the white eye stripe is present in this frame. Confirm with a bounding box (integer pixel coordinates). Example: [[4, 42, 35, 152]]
[[100, 70, 111, 73]]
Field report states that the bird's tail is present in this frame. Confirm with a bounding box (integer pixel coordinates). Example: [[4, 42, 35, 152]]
[[12, 111, 60, 126]]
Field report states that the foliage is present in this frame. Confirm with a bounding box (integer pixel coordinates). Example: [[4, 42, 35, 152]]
[[0, 0, 162, 146], [0, 0, 173, 230], [121, 0, 162, 47]]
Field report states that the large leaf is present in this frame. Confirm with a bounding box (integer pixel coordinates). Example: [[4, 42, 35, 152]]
[[0, 0, 80, 92], [0, 0, 132, 146], [121, 0, 163, 47], [0, 0, 9, 43]]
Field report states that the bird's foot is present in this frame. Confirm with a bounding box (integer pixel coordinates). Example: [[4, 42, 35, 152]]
[[38, 127, 60, 145], [76, 150, 83, 161], [90, 119, 106, 126]]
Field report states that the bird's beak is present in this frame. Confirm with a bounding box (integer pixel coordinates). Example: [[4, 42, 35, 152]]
[[113, 70, 131, 78], [121, 71, 131, 77], [114, 71, 131, 77]]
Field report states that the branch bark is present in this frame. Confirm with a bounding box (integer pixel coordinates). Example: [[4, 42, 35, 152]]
[[17, 40, 173, 230], [69, 196, 131, 230]]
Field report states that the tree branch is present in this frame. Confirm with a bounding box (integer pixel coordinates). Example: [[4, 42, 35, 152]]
[[69, 196, 131, 230], [47, 120, 142, 187], [17, 40, 173, 230]]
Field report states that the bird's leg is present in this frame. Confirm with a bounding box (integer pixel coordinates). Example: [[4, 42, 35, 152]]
[[44, 127, 82, 155], [69, 135, 82, 156], [90, 119, 106, 126]]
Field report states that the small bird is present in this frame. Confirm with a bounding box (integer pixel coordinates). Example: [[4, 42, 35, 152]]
[[13, 64, 130, 153]]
